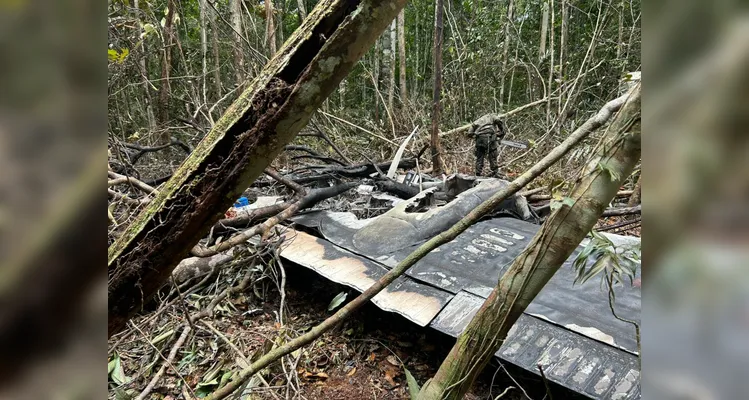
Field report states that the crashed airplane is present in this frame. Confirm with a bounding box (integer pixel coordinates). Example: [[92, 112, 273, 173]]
[[277, 178, 641, 399]]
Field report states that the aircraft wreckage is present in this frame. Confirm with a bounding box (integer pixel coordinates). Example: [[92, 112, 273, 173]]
[[275, 178, 641, 399]]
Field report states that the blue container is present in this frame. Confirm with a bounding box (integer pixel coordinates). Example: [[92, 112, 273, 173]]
[[234, 196, 250, 207]]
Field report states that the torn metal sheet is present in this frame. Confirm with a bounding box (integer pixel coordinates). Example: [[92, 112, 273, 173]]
[[430, 290, 640, 399], [293, 212, 641, 354], [287, 208, 641, 399], [279, 229, 452, 327]]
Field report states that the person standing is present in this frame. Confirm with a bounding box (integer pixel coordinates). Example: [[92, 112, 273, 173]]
[[469, 114, 506, 176]]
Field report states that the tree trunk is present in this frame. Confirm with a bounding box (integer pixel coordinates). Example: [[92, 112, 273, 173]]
[[388, 20, 396, 111], [158, 0, 176, 137], [108, 0, 409, 338], [627, 173, 642, 207], [265, 0, 276, 57], [199, 0, 209, 103], [379, 21, 393, 114], [133, 0, 157, 132], [210, 7, 222, 99], [546, 0, 555, 125], [416, 86, 641, 400], [616, 0, 624, 61], [373, 38, 380, 123], [430, 0, 445, 174], [498, 0, 514, 107], [297, 0, 307, 21], [539, 1, 549, 61], [231, 0, 245, 87], [397, 9, 407, 104], [557, 0, 568, 134]]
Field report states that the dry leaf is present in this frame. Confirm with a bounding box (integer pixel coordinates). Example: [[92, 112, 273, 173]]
[[303, 371, 329, 381], [386, 355, 399, 366], [384, 369, 398, 387], [346, 367, 357, 377], [367, 352, 376, 362]]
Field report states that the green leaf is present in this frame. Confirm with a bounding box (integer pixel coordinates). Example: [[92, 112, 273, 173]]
[[141, 23, 157, 38], [219, 370, 233, 387], [327, 292, 347, 311], [152, 328, 174, 345], [109, 354, 129, 385], [107, 48, 119, 62], [577, 254, 611, 284], [197, 378, 219, 388], [403, 366, 421, 399], [108, 357, 117, 374]]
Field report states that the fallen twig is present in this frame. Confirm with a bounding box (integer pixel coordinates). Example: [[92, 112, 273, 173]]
[[134, 324, 193, 400], [601, 204, 641, 217]]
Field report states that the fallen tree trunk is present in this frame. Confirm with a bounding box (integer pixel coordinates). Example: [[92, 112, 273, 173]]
[[527, 190, 633, 202], [416, 85, 641, 400], [301, 158, 417, 178], [107, 0, 409, 337], [602, 204, 641, 217], [201, 89, 633, 400]]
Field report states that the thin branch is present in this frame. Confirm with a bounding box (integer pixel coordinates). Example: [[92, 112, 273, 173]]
[[439, 97, 552, 137], [319, 110, 399, 146]]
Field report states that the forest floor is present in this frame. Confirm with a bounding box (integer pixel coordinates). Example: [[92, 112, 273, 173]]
[[110, 261, 534, 400]]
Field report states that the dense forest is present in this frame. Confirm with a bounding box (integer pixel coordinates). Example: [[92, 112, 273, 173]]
[[108, 1, 641, 399], [108, 0, 640, 178]]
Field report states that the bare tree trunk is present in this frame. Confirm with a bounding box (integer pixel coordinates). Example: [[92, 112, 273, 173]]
[[373, 39, 380, 123], [231, 0, 245, 87], [210, 8, 222, 99], [265, 0, 276, 57], [430, 0, 446, 174], [557, 0, 568, 134], [108, 0, 409, 338], [388, 20, 396, 111], [417, 85, 641, 400], [379, 22, 393, 115], [133, 0, 156, 132], [297, 0, 307, 21], [546, 0, 555, 125], [158, 0, 176, 138], [539, 0, 549, 61], [398, 9, 407, 105], [199, 0, 209, 103], [616, 0, 624, 61], [498, 0, 514, 107], [627, 173, 642, 207]]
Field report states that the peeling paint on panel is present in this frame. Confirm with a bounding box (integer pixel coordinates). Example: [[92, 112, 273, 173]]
[[572, 356, 601, 386], [594, 368, 616, 395], [611, 369, 639, 399], [489, 227, 525, 240], [565, 324, 618, 347], [280, 230, 447, 326], [551, 347, 583, 378]]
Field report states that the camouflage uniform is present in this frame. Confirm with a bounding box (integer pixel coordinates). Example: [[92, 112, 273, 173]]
[[469, 114, 505, 176]]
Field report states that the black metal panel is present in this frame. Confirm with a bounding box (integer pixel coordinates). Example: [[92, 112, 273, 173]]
[[429, 290, 640, 399]]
